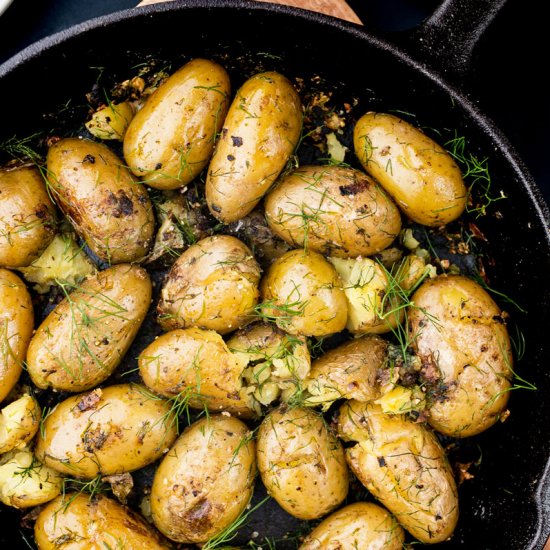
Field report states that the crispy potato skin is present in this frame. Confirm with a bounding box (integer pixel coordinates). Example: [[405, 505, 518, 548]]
[[35, 493, 171, 550], [139, 327, 255, 417], [0, 269, 33, 402], [206, 71, 302, 223], [260, 249, 347, 337], [35, 384, 177, 478], [338, 401, 458, 543], [0, 165, 56, 268], [26, 264, 152, 392], [304, 335, 387, 408], [409, 275, 513, 437], [257, 406, 348, 520], [124, 58, 230, 190], [265, 165, 401, 257], [354, 112, 467, 226], [151, 415, 256, 544], [299, 502, 404, 550], [157, 235, 261, 335], [47, 138, 154, 263]]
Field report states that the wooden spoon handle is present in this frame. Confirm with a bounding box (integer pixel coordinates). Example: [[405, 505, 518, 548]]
[[137, 0, 362, 25]]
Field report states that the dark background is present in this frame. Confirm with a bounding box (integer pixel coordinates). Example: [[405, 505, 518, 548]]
[[0, 0, 547, 207]]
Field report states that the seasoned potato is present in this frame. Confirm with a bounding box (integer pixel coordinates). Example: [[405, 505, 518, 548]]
[[35, 384, 177, 478], [124, 58, 230, 190], [139, 327, 255, 417], [260, 249, 347, 337], [265, 165, 401, 257], [0, 449, 62, 509], [157, 235, 261, 334], [299, 502, 404, 550], [27, 264, 151, 392], [47, 138, 154, 263], [338, 400, 458, 543], [0, 394, 40, 454], [35, 493, 171, 550], [206, 71, 302, 223], [86, 101, 135, 141], [303, 335, 387, 410], [354, 112, 467, 226], [0, 269, 33, 403], [257, 406, 348, 520], [0, 165, 56, 268], [409, 275, 513, 437], [151, 415, 256, 544]]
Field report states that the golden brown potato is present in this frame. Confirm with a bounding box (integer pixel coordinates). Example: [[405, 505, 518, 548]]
[[260, 249, 347, 337], [35, 493, 171, 550], [157, 235, 261, 334], [124, 58, 230, 189], [139, 327, 256, 417], [338, 400, 458, 543], [257, 406, 348, 520], [303, 335, 387, 410], [151, 415, 256, 544], [0, 165, 56, 268], [26, 264, 152, 392], [0, 394, 41, 454], [409, 275, 513, 437], [299, 502, 405, 550], [265, 165, 401, 257], [206, 71, 302, 223], [354, 112, 467, 226], [0, 269, 33, 403], [46, 138, 154, 263], [86, 101, 135, 141], [35, 384, 177, 478]]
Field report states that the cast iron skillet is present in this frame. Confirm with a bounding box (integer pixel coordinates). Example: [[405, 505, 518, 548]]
[[0, 0, 549, 548]]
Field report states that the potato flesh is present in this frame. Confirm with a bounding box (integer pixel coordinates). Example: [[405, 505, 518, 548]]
[[0, 394, 40, 454]]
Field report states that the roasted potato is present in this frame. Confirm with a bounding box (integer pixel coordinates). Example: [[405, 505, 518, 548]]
[[354, 112, 467, 226], [265, 165, 401, 257], [151, 415, 256, 544], [26, 264, 151, 392], [35, 493, 171, 549], [47, 138, 154, 263], [139, 327, 256, 417], [157, 235, 261, 334], [0, 394, 40, 454], [299, 502, 405, 550], [86, 101, 135, 141], [257, 406, 348, 520], [260, 249, 347, 336], [338, 400, 458, 543], [35, 384, 177, 478], [124, 58, 230, 190], [303, 335, 387, 410], [0, 449, 62, 509], [206, 71, 302, 223], [0, 269, 33, 403], [409, 275, 513, 437], [0, 165, 56, 268]]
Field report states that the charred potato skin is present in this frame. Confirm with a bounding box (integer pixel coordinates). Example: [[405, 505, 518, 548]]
[[34, 493, 171, 550], [26, 264, 152, 392], [260, 249, 348, 337], [35, 384, 177, 478], [257, 406, 349, 520], [409, 275, 513, 437], [338, 401, 458, 543], [299, 502, 405, 550], [0, 165, 56, 268], [124, 58, 230, 190], [265, 165, 401, 258], [157, 235, 261, 335], [46, 138, 154, 263], [206, 71, 302, 223], [139, 327, 255, 417], [0, 269, 33, 402], [354, 112, 467, 226], [151, 415, 256, 544]]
